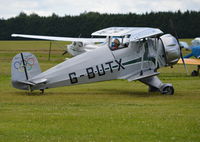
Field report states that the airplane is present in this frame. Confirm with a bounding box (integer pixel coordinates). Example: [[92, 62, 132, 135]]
[[11, 33, 106, 56], [11, 27, 183, 95], [178, 37, 200, 76], [180, 37, 200, 50], [179, 41, 189, 50], [178, 44, 200, 76]]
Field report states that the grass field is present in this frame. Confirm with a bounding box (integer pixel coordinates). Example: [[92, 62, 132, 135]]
[[0, 40, 200, 142]]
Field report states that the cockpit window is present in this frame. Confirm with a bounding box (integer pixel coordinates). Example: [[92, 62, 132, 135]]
[[109, 36, 130, 51]]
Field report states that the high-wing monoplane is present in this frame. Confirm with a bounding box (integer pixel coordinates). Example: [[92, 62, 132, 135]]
[[11, 27, 182, 95], [180, 37, 200, 50], [11, 33, 105, 56], [178, 37, 200, 76]]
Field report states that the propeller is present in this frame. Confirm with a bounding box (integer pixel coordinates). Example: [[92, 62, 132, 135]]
[[48, 41, 68, 56], [62, 50, 68, 55], [169, 19, 189, 74]]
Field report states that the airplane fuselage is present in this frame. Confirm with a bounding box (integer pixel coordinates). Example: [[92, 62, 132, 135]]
[[30, 39, 164, 90]]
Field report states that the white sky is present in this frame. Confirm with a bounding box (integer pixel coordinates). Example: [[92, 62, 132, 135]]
[[0, 0, 200, 19]]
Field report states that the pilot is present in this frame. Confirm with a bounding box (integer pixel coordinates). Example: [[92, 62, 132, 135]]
[[112, 39, 120, 50]]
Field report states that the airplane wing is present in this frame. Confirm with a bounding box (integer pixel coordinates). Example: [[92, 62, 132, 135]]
[[129, 28, 163, 41], [179, 41, 191, 50], [92, 27, 163, 41], [178, 58, 200, 65], [11, 34, 106, 42]]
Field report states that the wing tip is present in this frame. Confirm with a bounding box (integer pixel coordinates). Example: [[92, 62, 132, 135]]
[[11, 34, 17, 37]]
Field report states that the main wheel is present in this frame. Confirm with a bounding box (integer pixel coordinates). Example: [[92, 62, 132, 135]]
[[160, 84, 174, 95], [191, 70, 199, 76], [162, 86, 174, 95]]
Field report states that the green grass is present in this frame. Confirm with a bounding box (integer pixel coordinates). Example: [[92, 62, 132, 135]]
[[0, 40, 200, 142]]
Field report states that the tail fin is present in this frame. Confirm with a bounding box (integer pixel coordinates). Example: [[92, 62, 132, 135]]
[[11, 52, 41, 90]]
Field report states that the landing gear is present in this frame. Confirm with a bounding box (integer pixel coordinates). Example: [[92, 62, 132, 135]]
[[40, 89, 44, 94], [140, 76, 174, 95], [148, 84, 174, 95], [191, 65, 200, 76], [148, 86, 159, 92], [160, 84, 174, 95], [191, 70, 199, 76]]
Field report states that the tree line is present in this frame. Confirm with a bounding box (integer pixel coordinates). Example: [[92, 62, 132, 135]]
[[0, 10, 200, 40]]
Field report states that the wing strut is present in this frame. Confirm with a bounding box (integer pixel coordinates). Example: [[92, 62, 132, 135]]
[[155, 37, 159, 69], [140, 41, 145, 75]]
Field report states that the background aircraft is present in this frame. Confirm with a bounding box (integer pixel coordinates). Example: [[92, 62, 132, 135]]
[[180, 37, 200, 51], [178, 37, 200, 76], [11, 27, 183, 95], [12, 33, 106, 56]]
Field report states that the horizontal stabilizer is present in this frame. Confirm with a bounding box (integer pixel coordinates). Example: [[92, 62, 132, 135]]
[[31, 78, 47, 85], [17, 78, 47, 86], [17, 80, 36, 85]]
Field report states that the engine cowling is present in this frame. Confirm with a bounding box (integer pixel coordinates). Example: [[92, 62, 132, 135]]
[[160, 34, 180, 65]]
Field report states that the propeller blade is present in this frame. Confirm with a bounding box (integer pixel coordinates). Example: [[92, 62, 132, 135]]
[[169, 19, 189, 74], [180, 48, 189, 74], [62, 50, 68, 55]]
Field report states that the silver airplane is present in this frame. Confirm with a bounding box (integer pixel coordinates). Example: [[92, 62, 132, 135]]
[[11, 27, 182, 95]]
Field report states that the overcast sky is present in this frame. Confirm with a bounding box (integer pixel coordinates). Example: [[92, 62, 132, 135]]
[[0, 0, 200, 19]]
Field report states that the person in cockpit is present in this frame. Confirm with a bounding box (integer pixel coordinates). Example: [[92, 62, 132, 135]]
[[112, 38, 120, 50]]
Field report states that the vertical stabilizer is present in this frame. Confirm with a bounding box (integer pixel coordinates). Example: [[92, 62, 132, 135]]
[[11, 52, 41, 90]]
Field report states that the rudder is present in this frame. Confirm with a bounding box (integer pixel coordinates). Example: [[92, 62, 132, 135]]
[[11, 52, 41, 90]]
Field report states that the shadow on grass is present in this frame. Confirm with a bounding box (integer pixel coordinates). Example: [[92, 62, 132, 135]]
[[13, 88, 163, 98], [14, 91, 46, 96], [97, 88, 162, 97]]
